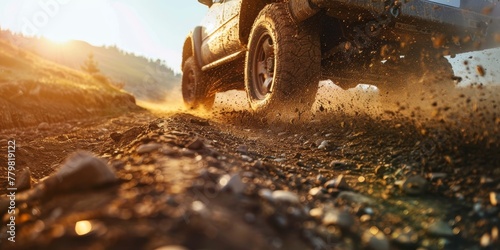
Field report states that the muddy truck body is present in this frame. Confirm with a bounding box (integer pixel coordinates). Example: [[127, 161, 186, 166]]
[[181, 0, 500, 112]]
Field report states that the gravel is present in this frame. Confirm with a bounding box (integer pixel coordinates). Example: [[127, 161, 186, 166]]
[[1, 106, 499, 249]]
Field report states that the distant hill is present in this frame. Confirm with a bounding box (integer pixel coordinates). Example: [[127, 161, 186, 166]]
[[0, 31, 139, 129], [0, 29, 180, 102]]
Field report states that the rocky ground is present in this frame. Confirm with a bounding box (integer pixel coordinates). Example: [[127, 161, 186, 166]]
[[0, 85, 499, 250]]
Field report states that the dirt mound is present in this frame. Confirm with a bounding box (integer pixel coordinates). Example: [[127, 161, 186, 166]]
[[0, 81, 139, 129]]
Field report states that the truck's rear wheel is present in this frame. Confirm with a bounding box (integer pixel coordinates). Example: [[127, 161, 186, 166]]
[[182, 57, 215, 110], [245, 3, 320, 116]]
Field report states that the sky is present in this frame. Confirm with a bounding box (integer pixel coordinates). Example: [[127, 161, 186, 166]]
[[0, 0, 208, 72]]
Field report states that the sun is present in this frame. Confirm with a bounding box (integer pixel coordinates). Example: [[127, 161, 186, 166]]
[[30, 1, 120, 47], [46, 35, 72, 44]]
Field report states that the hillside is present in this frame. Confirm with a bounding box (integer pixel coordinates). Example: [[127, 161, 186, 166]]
[[0, 36, 139, 129], [0, 30, 180, 102]]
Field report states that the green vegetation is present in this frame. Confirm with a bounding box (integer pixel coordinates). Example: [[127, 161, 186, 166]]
[[81, 52, 100, 75]]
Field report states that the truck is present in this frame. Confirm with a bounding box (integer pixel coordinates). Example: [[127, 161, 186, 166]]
[[181, 0, 500, 113]]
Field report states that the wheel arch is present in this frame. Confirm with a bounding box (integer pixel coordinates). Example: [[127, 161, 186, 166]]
[[239, 0, 275, 46], [181, 35, 193, 70], [182, 26, 204, 70]]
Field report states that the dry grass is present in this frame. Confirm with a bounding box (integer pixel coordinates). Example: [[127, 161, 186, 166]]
[[0, 38, 138, 129]]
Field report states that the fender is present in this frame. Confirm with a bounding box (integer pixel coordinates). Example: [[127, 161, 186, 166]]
[[288, 0, 319, 23], [181, 35, 193, 70], [182, 26, 204, 70], [192, 26, 204, 68], [238, 0, 319, 45], [238, 0, 268, 46]]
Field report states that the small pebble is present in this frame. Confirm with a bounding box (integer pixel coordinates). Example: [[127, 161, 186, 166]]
[[191, 201, 209, 217], [428, 173, 447, 181], [492, 227, 499, 241], [186, 138, 205, 150], [337, 191, 374, 205], [316, 174, 327, 185], [329, 160, 350, 169], [322, 208, 354, 229], [318, 140, 330, 150], [428, 220, 454, 237], [324, 175, 349, 190], [110, 132, 123, 142], [16, 168, 32, 191], [473, 202, 482, 213], [309, 208, 324, 219], [309, 187, 322, 197], [219, 174, 245, 194], [38, 122, 50, 130], [362, 226, 389, 250], [360, 214, 371, 222], [364, 207, 374, 215], [490, 192, 498, 206], [480, 233, 491, 247], [272, 190, 300, 204], [136, 143, 161, 154], [253, 160, 263, 169], [258, 189, 273, 202], [480, 176, 494, 186], [237, 145, 248, 154], [358, 176, 366, 183], [241, 155, 254, 162], [402, 175, 428, 195]]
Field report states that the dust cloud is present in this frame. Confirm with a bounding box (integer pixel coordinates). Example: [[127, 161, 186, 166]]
[[138, 60, 499, 148], [312, 78, 500, 147], [136, 85, 185, 113], [201, 73, 499, 148]]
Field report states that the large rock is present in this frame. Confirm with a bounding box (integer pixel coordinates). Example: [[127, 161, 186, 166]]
[[43, 151, 117, 194]]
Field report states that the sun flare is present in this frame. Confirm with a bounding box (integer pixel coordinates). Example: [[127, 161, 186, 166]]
[[46, 35, 71, 44]]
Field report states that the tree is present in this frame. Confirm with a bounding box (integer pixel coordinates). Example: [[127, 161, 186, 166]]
[[81, 52, 100, 74]]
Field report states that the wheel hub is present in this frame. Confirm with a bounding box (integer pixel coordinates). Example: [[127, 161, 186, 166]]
[[266, 57, 274, 74], [252, 34, 275, 100]]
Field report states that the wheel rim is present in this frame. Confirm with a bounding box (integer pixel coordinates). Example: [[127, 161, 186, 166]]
[[251, 32, 275, 101], [183, 69, 196, 104]]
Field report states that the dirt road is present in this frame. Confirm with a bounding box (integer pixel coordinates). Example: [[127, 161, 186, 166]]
[[1, 85, 499, 250]]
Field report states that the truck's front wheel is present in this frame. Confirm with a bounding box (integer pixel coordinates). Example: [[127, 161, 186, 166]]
[[245, 3, 320, 116]]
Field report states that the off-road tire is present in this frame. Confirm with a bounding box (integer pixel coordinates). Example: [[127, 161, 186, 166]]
[[245, 3, 321, 115], [182, 57, 215, 110]]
